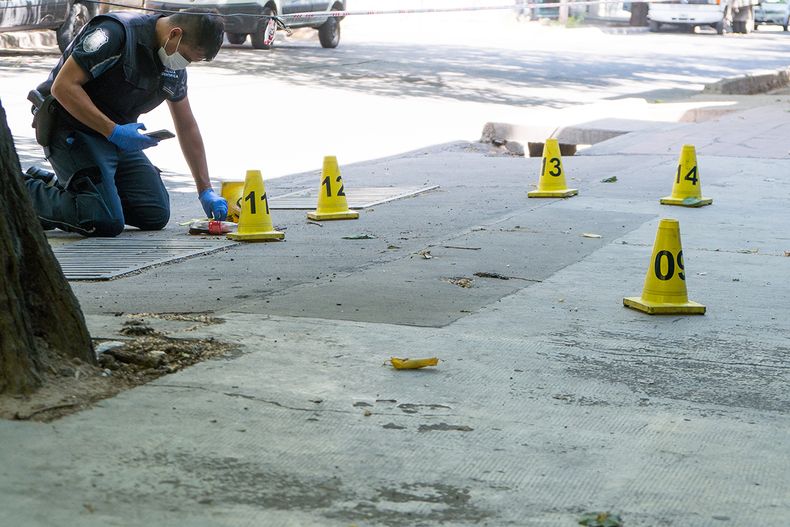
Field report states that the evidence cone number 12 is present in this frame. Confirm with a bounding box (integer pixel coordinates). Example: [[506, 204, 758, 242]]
[[624, 218, 705, 315], [308, 156, 359, 221]]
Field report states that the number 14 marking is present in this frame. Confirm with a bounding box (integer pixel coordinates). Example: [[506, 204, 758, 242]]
[[676, 165, 698, 185]]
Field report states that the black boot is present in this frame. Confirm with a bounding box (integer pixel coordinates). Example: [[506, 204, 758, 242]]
[[25, 166, 60, 189]]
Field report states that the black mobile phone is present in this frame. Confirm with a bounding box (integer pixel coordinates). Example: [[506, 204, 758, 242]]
[[145, 129, 175, 140]]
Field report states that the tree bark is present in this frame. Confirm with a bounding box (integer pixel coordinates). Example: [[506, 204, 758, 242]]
[[630, 2, 649, 26], [0, 99, 94, 395]]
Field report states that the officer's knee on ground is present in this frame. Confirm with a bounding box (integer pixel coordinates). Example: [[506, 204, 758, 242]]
[[135, 208, 170, 231], [89, 218, 126, 238]]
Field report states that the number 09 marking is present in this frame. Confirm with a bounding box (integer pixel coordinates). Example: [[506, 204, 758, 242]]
[[654, 250, 685, 281]]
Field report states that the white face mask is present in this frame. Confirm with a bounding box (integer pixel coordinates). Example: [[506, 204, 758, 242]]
[[158, 33, 189, 71]]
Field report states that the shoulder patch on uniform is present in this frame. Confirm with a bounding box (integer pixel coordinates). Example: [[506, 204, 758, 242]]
[[83, 28, 110, 53]]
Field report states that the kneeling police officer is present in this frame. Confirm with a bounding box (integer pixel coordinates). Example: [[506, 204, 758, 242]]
[[25, 8, 228, 237]]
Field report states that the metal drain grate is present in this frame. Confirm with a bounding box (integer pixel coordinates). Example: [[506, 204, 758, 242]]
[[269, 185, 440, 210], [52, 238, 236, 281]]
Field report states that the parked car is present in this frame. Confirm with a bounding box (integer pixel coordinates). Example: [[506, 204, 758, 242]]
[[648, 0, 760, 35], [144, 0, 346, 49], [0, 0, 97, 52], [755, 0, 789, 30]]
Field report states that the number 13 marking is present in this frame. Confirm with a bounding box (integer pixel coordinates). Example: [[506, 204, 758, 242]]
[[542, 157, 562, 177]]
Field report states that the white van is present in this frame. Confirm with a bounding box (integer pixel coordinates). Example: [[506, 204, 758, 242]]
[[144, 0, 346, 49], [648, 0, 759, 34]]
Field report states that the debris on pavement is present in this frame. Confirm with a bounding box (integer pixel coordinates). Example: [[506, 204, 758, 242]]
[[474, 271, 510, 280], [601, 176, 618, 183], [342, 233, 377, 240], [578, 512, 624, 527], [445, 277, 474, 288], [188, 220, 237, 235], [582, 233, 603, 239], [417, 249, 433, 259], [390, 357, 440, 369]]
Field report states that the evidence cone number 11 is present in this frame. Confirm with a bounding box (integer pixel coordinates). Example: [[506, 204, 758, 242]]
[[227, 170, 284, 242], [624, 219, 705, 315]]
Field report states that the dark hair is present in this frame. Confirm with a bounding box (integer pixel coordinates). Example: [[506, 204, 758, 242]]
[[168, 8, 224, 61]]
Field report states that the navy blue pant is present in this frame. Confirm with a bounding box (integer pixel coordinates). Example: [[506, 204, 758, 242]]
[[25, 127, 170, 237]]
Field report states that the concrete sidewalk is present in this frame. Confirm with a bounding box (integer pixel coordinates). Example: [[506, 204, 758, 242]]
[[1, 97, 789, 525]]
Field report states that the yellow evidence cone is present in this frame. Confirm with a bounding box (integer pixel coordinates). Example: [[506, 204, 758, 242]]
[[624, 218, 705, 315], [220, 180, 245, 222], [226, 170, 284, 242], [307, 156, 359, 221], [660, 144, 712, 207], [527, 138, 578, 198]]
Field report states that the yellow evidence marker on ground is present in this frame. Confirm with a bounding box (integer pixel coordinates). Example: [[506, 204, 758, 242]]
[[660, 144, 712, 207], [307, 156, 359, 221], [527, 138, 578, 198], [226, 170, 284, 242]]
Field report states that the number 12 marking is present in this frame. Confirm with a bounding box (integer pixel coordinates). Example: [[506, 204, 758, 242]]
[[322, 176, 346, 197]]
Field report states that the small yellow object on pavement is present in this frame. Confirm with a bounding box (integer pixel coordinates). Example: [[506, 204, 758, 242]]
[[390, 357, 439, 370]]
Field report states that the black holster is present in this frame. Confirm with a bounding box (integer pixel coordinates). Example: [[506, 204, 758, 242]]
[[28, 89, 60, 148]]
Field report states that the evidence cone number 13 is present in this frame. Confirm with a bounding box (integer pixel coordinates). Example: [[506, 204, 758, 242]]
[[624, 218, 705, 315], [528, 138, 578, 198]]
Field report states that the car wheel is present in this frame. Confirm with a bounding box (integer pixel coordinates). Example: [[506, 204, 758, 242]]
[[55, 1, 94, 52], [318, 8, 341, 48], [226, 32, 247, 45], [648, 20, 660, 32], [783, 20, 788, 31], [251, 6, 276, 50]]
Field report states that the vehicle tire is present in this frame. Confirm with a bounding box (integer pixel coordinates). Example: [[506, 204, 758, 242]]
[[753, 22, 759, 31], [648, 20, 660, 32], [251, 6, 276, 50], [55, 1, 94, 53], [714, 20, 724, 34], [226, 32, 247, 45], [318, 13, 341, 48], [783, 19, 788, 31]]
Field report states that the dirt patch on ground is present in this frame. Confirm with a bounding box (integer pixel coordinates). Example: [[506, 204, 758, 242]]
[[0, 320, 237, 423]]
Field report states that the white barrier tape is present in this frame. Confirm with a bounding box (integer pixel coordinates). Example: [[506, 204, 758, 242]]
[[86, 0, 675, 22], [279, 0, 675, 20]]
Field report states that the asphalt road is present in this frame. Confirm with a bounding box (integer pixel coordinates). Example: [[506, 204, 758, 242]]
[[3, 9, 790, 181]]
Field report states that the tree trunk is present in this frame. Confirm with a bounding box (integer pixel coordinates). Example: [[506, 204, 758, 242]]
[[630, 2, 649, 26], [0, 99, 94, 395]]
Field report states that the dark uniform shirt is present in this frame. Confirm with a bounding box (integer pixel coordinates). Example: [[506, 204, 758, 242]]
[[38, 13, 188, 134]]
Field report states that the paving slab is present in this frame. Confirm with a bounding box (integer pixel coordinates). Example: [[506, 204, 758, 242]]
[[1, 104, 789, 526]]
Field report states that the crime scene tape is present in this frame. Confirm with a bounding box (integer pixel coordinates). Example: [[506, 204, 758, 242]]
[[85, 0, 674, 25]]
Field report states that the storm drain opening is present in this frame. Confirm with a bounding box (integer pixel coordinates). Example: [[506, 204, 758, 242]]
[[527, 142, 578, 157], [52, 238, 237, 281], [269, 185, 440, 210]]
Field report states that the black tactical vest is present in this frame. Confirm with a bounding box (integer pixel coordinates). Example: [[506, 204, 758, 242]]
[[38, 12, 186, 133]]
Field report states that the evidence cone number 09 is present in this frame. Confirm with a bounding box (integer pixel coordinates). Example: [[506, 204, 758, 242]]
[[661, 144, 712, 207], [624, 219, 705, 315], [227, 170, 284, 242], [308, 156, 359, 221], [528, 138, 578, 198]]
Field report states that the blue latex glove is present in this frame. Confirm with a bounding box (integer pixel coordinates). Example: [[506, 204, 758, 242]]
[[107, 123, 159, 152], [199, 189, 228, 221]]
